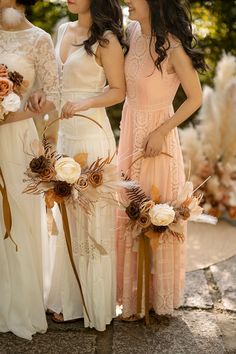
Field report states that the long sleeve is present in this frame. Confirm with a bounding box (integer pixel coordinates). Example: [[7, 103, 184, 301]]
[[34, 32, 60, 110]]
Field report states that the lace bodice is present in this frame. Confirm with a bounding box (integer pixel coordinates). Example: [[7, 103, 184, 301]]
[[0, 26, 59, 108], [125, 21, 180, 110], [56, 22, 106, 96]]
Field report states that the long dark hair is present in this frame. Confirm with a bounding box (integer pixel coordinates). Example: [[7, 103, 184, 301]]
[[147, 0, 206, 72], [16, 0, 38, 5], [82, 0, 127, 55]]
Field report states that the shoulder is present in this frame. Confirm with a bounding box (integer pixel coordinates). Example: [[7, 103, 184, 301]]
[[126, 21, 138, 41], [57, 21, 70, 36], [32, 26, 53, 45], [167, 33, 182, 50], [99, 31, 122, 51]]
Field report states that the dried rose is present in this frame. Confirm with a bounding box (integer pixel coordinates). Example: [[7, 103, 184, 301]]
[[149, 203, 175, 226], [2, 92, 21, 112], [0, 77, 13, 99], [126, 201, 140, 220], [30, 155, 49, 174], [0, 64, 8, 77], [137, 213, 151, 228], [75, 174, 89, 191], [88, 171, 103, 187], [55, 157, 81, 184], [228, 206, 236, 219], [152, 225, 168, 233], [178, 206, 191, 220], [54, 181, 71, 198], [40, 166, 56, 181], [8, 71, 23, 87]]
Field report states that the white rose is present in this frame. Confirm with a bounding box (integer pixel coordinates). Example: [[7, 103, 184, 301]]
[[55, 157, 81, 184], [149, 203, 175, 226], [2, 92, 21, 112]]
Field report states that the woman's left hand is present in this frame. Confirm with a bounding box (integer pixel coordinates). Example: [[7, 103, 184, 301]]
[[60, 99, 92, 119], [143, 126, 167, 158]]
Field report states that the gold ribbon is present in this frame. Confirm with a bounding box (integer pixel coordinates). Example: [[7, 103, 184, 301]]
[[0, 168, 18, 251], [137, 233, 151, 325], [58, 202, 91, 322]]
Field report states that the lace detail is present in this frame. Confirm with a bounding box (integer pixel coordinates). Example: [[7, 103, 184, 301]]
[[0, 27, 59, 109], [117, 21, 186, 317], [34, 32, 59, 109]]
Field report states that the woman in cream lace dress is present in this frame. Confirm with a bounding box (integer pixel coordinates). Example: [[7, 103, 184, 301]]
[[0, 0, 58, 340]]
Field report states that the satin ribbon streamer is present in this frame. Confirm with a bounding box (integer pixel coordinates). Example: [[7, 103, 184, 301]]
[[0, 168, 18, 251]]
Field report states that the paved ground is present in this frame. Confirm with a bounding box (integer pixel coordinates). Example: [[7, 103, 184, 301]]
[[0, 255, 236, 354]]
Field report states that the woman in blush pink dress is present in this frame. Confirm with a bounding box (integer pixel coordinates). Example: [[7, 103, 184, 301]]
[[117, 0, 206, 320]]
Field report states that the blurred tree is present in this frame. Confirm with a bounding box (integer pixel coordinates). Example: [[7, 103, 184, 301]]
[[28, 0, 236, 139]]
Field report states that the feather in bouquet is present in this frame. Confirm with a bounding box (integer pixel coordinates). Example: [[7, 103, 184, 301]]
[[23, 114, 133, 323], [124, 177, 216, 250], [0, 64, 28, 121], [180, 53, 236, 219], [23, 115, 132, 213], [123, 176, 217, 325]]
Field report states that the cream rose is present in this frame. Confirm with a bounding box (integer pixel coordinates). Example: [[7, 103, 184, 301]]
[[2, 92, 21, 112], [55, 157, 81, 184], [149, 203, 175, 226]]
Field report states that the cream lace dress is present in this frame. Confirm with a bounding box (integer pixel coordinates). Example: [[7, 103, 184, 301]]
[[0, 26, 59, 340]]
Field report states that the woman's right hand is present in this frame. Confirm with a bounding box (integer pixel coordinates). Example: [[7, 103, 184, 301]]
[[26, 89, 46, 113]]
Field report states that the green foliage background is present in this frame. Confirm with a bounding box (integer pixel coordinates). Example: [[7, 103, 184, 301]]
[[28, 0, 236, 138]]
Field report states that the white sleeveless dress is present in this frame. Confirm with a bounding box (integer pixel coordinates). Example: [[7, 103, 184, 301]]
[[47, 22, 117, 331], [0, 27, 59, 340]]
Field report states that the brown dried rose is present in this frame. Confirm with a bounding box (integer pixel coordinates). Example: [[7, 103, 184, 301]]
[[126, 201, 140, 220], [40, 166, 56, 181], [75, 174, 89, 191], [88, 171, 103, 187], [0, 77, 13, 99], [208, 208, 221, 218], [137, 212, 151, 228], [54, 181, 71, 198], [0, 64, 8, 77], [8, 71, 24, 87], [152, 225, 168, 233], [228, 206, 236, 219], [30, 155, 49, 174], [178, 206, 191, 220]]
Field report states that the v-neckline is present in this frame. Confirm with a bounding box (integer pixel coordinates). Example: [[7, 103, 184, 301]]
[[59, 22, 84, 66]]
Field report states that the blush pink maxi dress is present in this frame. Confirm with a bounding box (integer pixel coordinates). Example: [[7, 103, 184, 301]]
[[117, 21, 186, 317]]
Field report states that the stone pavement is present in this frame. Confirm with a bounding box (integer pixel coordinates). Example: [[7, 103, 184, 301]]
[[0, 255, 236, 354]]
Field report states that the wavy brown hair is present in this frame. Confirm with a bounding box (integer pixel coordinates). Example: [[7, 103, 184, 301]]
[[81, 0, 127, 55], [147, 0, 207, 72]]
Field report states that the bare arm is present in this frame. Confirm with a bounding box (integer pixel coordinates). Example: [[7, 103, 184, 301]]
[[0, 103, 53, 125], [161, 46, 202, 133], [61, 33, 126, 118], [144, 46, 203, 157]]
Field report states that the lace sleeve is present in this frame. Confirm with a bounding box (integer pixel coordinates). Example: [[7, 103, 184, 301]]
[[34, 32, 59, 110]]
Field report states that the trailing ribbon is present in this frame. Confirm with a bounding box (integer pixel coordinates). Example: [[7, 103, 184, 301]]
[[137, 233, 151, 325], [0, 168, 18, 251], [58, 202, 90, 322]]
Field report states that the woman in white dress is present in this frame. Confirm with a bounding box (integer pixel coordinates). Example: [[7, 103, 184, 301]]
[[32, 0, 126, 331], [0, 0, 59, 340]]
